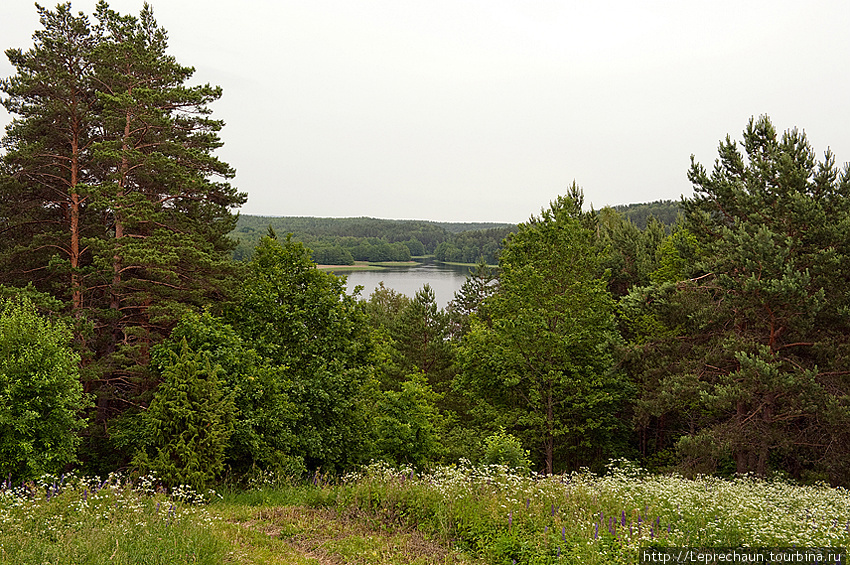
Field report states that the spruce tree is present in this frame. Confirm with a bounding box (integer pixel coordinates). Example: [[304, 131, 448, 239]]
[[134, 340, 234, 490]]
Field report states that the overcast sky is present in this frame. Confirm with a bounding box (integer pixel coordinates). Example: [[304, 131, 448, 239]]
[[2, 1, 849, 222]]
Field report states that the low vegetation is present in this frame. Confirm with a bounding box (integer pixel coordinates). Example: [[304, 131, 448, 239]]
[[5, 463, 849, 564], [3, 4, 850, 562]]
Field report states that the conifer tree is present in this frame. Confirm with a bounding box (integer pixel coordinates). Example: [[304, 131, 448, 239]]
[[85, 1, 244, 386], [627, 116, 850, 481], [134, 340, 234, 489], [0, 4, 100, 313], [457, 191, 632, 474], [1, 3, 245, 431]]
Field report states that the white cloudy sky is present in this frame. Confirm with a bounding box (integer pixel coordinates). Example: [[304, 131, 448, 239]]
[[2, 1, 849, 222]]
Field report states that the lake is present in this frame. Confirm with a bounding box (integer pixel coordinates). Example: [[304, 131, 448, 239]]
[[329, 259, 475, 309]]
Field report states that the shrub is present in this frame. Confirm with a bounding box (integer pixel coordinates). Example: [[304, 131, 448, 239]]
[[0, 296, 90, 481], [482, 428, 531, 473], [134, 340, 235, 489]]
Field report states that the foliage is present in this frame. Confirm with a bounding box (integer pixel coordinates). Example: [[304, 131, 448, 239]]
[[153, 311, 303, 477], [0, 297, 91, 482], [447, 260, 500, 338], [434, 226, 514, 265], [373, 373, 445, 468], [458, 189, 632, 474], [0, 473, 229, 565], [612, 199, 681, 229], [626, 116, 850, 482], [310, 245, 355, 265], [133, 341, 235, 490], [649, 226, 701, 284], [327, 462, 850, 564], [597, 207, 666, 296], [231, 234, 375, 471], [231, 214, 516, 263], [0, 2, 245, 457], [482, 428, 532, 473]]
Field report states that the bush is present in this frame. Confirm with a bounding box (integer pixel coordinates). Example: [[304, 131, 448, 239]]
[[133, 340, 235, 489], [482, 428, 531, 473], [0, 296, 90, 481]]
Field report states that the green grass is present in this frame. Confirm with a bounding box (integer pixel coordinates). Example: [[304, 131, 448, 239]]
[[317, 260, 422, 271], [435, 261, 498, 268], [275, 461, 850, 564], [6, 463, 850, 564]]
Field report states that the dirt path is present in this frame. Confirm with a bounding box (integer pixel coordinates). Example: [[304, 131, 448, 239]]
[[231, 505, 479, 565]]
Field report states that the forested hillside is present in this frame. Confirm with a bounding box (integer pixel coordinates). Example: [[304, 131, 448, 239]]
[[2, 2, 850, 494], [231, 215, 517, 264], [613, 199, 681, 228]]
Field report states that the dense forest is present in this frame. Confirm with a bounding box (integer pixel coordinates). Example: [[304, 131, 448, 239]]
[[2, 3, 850, 492], [231, 215, 517, 264], [231, 202, 678, 265]]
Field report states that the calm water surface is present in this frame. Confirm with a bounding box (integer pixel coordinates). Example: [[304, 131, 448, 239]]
[[330, 260, 474, 309]]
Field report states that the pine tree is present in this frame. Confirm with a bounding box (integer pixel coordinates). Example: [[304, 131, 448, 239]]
[[0, 4, 100, 313], [1, 3, 245, 431], [627, 116, 850, 481], [85, 2, 244, 387]]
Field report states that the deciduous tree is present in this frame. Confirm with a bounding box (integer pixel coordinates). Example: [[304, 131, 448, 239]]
[[0, 296, 91, 481], [457, 191, 631, 474]]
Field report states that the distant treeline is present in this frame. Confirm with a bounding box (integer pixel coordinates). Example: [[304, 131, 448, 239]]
[[231, 216, 517, 264], [231, 202, 679, 265], [612, 200, 681, 229]]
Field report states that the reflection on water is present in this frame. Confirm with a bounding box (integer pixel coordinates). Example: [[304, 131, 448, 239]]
[[329, 260, 474, 309]]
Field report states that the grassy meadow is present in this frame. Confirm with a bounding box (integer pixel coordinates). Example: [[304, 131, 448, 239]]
[[3, 463, 849, 564]]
